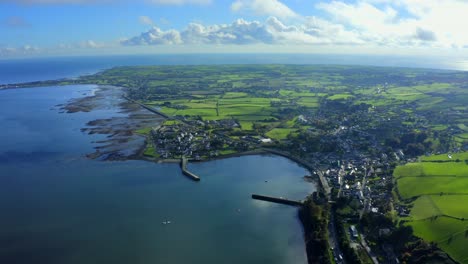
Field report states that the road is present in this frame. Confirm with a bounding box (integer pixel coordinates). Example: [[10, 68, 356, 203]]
[[329, 211, 346, 264], [360, 233, 379, 264], [359, 166, 370, 219]]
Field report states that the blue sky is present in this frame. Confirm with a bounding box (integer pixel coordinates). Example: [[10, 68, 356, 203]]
[[1, 0, 468, 58]]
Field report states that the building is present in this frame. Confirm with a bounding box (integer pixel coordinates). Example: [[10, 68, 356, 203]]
[[350, 225, 358, 239]]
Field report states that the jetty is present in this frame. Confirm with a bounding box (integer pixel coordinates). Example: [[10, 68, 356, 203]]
[[251, 194, 304, 207], [180, 157, 200, 181]]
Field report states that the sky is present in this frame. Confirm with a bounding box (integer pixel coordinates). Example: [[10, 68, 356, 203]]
[[1, 0, 468, 58]]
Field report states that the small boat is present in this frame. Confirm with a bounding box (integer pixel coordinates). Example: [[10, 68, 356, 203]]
[[162, 221, 167, 225], [167, 221, 171, 224]]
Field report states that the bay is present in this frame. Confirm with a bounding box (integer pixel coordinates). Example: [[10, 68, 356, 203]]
[[0, 85, 314, 264]]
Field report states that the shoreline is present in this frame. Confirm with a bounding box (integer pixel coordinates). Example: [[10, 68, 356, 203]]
[[9, 82, 323, 264], [3, 82, 330, 195], [139, 148, 324, 186]]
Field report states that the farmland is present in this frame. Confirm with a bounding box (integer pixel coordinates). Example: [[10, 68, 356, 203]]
[[395, 152, 468, 263], [55, 64, 466, 164], [76, 65, 468, 152]]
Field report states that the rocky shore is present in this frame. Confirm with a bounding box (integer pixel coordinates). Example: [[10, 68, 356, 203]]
[[60, 85, 164, 161]]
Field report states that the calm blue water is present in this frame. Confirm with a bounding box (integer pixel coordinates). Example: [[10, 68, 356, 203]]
[[0, 85, 314, 263], [1, 54, 467, 84]]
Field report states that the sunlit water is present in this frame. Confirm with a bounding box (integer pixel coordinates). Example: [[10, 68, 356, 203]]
[[0, 85, 314, 264]]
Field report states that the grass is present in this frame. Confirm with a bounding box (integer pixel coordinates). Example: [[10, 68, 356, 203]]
[[421, 152, 468, 161], [409, 194, 468, 222], [395, 153, 468, 264], [266, 128, 297, 140], [458, 124, 468, 131], [397, 177, 468, 199], [430, 195, 468, 219], [158, 107, 178, 116], [327, 93, 354, 100], [394, 162, 468, 178], [175, 108, 217, 117], [239, 121, 253, 130], [222, 92, 248, 99], [163, 120, 182, 126], [143, 144, 156, 157], [409, 195, 442, 220], [219, 149, 238, 155], [285, 117, 298, 128], [431, 124, 448, 131], [218, 105, 271, 117], [135, 127, 152, 135], [409, 217, 468, 264], [455, 133, 468, 139]]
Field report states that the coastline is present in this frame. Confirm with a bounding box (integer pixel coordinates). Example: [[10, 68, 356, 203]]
[[8, 81, 324, 264], [143, 148, 325, 189], [58, 84, 165, 161]]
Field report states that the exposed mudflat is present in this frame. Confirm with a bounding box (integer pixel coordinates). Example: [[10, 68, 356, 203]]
[[60, 86, 164, 161]]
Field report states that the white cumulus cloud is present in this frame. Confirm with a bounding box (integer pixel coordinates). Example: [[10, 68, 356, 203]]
[[121, 16, 363, 46], [231, 0, 298, 20], [317, 0, 468, 48], [122, 27, 183, 45]]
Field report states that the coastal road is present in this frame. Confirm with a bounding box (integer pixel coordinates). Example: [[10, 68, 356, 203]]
[[329, 211, 346, 264], [360, 233, 379, 264]]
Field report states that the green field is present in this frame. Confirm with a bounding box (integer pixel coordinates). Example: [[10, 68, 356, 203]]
[[239, 121, 253, 130], [396, 161, 468, 198], [397, 177, 468, 198], [135, 127, 152, 135], [266, 128, 298, 140], [143, 143, 156, 158], [396, 152, 468, 263], [78, 65, 468, 149], [421, 152, 468, 161], [394, 162, 468, 179], [411, 217, 468, 264]]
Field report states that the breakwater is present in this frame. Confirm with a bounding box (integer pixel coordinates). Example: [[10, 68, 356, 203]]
[[180, 157, 200, 181], [252, 194, 304, 206]]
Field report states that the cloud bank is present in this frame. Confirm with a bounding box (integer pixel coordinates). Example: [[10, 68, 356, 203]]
[[0, 45, 39, 56], [121, 16, 436, 47], [121, 0, 468, 50]]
